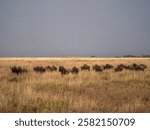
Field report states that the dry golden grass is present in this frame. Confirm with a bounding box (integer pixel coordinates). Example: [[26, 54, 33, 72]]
[[0, 57, 150, 113]]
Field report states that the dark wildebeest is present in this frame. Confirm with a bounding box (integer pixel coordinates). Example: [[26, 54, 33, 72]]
[[103, 64, 113, 70], [126, 64, 135, 71], [59, 66, 67, 75], [33, 66, 46, 73], [59, 66, 64, 72], [46, 65, 57, 72], [127, 63, 140, 71], [132, 63, 139, 70], [71, 67, 79, 74], [138, 64, 147, 70], [114, 64, 125, 72], [117, 64, 127, 69], [51, 66, 57, 71], [129, 63, 147, 71], [124, 65, 131, 70], [93, 65, 103, 72], [81, 64, 90, 71], [10, 66, 27, 75]]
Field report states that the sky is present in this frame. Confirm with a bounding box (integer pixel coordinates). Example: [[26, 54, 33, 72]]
[[0, 0, 150, 57]]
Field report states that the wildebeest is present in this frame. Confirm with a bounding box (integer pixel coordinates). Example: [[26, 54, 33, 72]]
[[114, 63, 148, 72], [59, 66, 73, 75], [114, 64, 125, 72], [103, 64, 113, 70], [81, 64, 90, 71], [10, 66, 27, 75], [59, 66, 68, 75], [33, 66, 46, 73], [51, 66, 57, 71], [46, 65, 57, 72], [117, 64, 126, 69], [59, 66, 64, 72], [71, 67, 79, 74], [93, 65, 103, 72], [138, 64, 147, 70], [129, 63, 147, 71]]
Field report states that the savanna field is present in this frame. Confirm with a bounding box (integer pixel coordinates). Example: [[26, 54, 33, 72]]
[[0, 58, 150, 113]]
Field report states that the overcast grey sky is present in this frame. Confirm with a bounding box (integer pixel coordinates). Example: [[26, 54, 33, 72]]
[[0, 0, 150, 57]]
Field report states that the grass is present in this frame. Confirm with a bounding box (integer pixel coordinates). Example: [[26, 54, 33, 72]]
[[0, 57, 150, 112]]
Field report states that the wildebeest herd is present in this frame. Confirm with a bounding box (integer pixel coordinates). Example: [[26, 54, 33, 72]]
[[10, 63, 148, 75]]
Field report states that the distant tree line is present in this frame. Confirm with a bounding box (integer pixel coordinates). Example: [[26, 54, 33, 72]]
[[123, 55, 150, 58], [90, 55, 150, 58], [142, 55, 150, 57]]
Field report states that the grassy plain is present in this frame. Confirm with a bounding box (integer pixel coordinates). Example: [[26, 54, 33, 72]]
[[0, 57, 150, 112]]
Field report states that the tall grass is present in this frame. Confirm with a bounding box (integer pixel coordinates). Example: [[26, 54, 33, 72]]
[[0, 58, 150, 112]]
